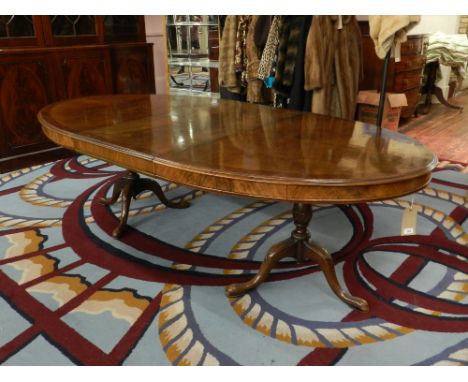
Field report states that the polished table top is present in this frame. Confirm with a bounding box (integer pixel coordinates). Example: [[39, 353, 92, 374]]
[[38, 94, 438, 203]]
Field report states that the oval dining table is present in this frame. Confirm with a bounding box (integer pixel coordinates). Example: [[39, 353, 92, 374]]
[[38, 94, 438, 312]]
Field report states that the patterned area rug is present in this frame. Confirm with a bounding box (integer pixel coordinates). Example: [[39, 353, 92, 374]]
[[0, 155, 467, 366]]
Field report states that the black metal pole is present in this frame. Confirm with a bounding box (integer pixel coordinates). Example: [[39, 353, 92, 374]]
[[376, 49, 392, 128]]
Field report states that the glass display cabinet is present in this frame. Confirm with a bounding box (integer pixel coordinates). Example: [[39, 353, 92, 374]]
[[166, 15, 220, 94]]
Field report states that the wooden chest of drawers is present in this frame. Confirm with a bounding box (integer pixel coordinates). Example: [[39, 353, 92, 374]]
[[359, 32, 427, 122]]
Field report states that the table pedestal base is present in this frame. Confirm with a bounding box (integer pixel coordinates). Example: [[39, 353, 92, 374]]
[[422, 62, 464, 114], [225, 203, 369, 312], [100, 171, 190, 238]]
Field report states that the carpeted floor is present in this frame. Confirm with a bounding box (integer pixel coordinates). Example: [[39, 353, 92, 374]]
[[0, 155, 467, 366]]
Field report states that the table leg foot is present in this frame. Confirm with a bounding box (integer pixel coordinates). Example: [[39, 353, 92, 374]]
[[111, 172, 137, 238], [225, 237, 296, 297], [99, 177, 126, 206], [303, 240, 369, 312], [433, 86, 464, 111], [100, 171, 190, 237]]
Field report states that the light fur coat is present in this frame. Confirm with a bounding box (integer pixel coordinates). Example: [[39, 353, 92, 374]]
[[304, 15, 362, 121], [368, 15, 421, 59]]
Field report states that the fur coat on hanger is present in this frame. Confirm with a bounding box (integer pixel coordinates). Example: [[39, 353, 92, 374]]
[[304, 15, 362, 121], [219, 15, 241, 93], [368, 15, 420, 59]]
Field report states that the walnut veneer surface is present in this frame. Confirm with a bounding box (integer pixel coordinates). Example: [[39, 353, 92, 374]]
[[38, 94, 437, 204]]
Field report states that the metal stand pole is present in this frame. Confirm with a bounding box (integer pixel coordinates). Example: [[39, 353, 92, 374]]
[[376, 49, 392, 129]]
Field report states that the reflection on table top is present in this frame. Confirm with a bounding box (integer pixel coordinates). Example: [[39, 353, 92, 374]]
[[38, 94, 437, 203]]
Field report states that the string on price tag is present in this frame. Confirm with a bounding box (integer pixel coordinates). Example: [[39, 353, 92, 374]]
[[401, 198, 417, 236]]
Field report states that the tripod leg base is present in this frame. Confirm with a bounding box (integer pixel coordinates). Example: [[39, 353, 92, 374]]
[[225, 237, 296, 297], [225, 203, 369, 312], [100, 171, 190, 238]]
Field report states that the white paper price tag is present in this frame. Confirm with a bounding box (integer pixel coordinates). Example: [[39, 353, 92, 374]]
[[402, 227, 415, 235], [394, 41, 401, 63], [401, 201, 417, 236]]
